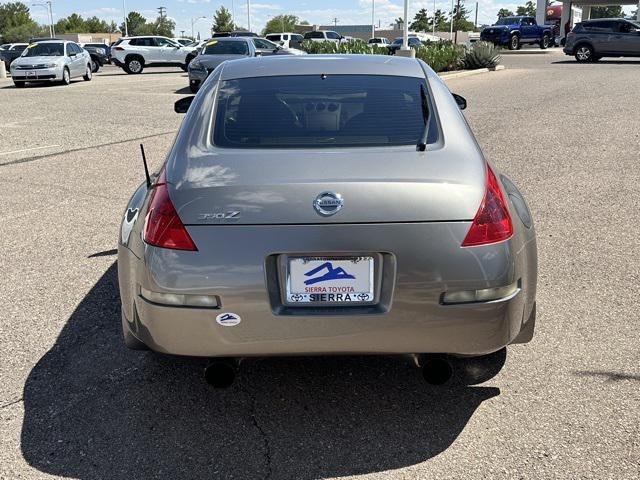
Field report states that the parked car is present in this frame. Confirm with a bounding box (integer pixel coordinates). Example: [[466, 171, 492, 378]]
[[80, 42, 110, 72], [188, 37, 302, 92], [10, 40, 92, 87], [0, 43, 28, 68], [253, 37, 306, 56], [265, 32, 304, 49], [110, 36, 192, 74], [388, 36, 423, 54], [212, 31, 258, 38], [119, 54, 537, 388], [174, 38, 193, 46], [480, 16, 553, 50], [303, 30, 343, 42], [367, 37, 390, 46], [563, 18, 640, 62]]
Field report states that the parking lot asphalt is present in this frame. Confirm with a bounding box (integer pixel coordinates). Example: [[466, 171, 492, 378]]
[[1, 52, 639, 479]]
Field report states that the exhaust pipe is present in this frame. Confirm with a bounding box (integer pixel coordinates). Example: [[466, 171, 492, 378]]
[[204, 358, 238, 388], [420, 354, 454, 385]]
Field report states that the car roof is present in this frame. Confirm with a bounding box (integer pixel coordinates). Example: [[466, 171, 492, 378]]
[[219, 54, 426, 80], [31, 40, 67, 43], [583, 18, 624, 22], [207, 36, 251, 42]]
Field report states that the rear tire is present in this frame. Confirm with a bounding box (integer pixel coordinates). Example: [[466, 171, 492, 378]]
[[83, 64, 92, 81], [189, 83, 199, 93], [91, 59, 100, 73], [125, 56, 144, 74], [14, 81, 25, 88], [508, 34, 520, 50], [574, 44, 594, 62], [540, 34, 549, 49]]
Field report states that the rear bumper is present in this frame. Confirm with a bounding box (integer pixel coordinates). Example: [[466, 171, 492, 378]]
[[119, 222, 537, 357]]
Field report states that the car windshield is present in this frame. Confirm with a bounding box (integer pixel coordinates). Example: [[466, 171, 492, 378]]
[[22, 42, 64, 57], [495, 17, 520, 25], [202, 40, 249, 55], [213, 74, 428, 148]]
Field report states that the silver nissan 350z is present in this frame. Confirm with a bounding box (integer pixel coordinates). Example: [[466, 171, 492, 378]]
[[118, 55, 537, 386]]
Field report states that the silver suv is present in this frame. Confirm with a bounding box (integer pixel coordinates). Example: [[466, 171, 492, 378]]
[[564, 18, 640, 62], [110, 36, 193, 74]]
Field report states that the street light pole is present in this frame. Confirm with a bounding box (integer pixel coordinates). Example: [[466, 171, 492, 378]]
[[371, 0, 375, 40], [401, 0, 409, 50], [191, 16, 207, 38], [123, 0, 128, 36], [32, 2, 54, 37], [449, 0, 454, 40], [247, 0, 251, 32], [433, 0, 436, 34]]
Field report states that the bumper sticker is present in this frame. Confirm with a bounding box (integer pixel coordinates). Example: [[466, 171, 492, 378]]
[[216, 312, 241, 326]]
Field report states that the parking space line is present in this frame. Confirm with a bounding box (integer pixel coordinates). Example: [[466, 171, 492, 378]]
[[0, 145, 61, 156]]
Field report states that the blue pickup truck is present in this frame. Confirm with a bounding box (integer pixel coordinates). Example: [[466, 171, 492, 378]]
[[481, 16, 554, 50]]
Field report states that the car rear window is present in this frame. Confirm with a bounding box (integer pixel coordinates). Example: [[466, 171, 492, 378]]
[[202, 40, 249, 55], [266, 34, 281, 41], [213, 75, 428, 148], [304, 32, 324, 39]]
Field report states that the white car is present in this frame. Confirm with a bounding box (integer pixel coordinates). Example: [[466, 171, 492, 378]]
[[368, 37, 390, 45], [173, 38, 193, 46], [303, 30, 343, 42], [110, 36, 191, 74], [265, 32, 304, 49], [10, 40, 92, 87]]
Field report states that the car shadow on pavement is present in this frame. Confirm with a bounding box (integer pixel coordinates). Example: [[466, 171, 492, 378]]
[[175, 86, 194, 94], [21, 262, 503, 480], [552, 60, 640, 65]]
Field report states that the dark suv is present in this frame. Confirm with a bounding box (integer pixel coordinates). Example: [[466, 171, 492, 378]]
[[564, 18, 640, 62]]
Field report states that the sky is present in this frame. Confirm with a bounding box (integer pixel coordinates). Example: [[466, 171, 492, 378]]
[[6, 0, 638, 38]]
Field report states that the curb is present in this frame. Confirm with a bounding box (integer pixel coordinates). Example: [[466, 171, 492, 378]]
[[439, 65, 505, 80], [500, 49, 560, 55]]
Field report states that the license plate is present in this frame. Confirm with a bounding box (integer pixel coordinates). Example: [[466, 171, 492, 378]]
[[26, 71, 36, 78], [286, 256, 374, 304]]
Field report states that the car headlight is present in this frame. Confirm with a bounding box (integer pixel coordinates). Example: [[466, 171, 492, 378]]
[[190, 60, 205, 71], [45, 63, 59, 68], [96, 48, 105, 55]]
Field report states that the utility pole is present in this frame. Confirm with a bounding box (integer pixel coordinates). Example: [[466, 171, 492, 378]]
[[180, 30, 185, 37], [333, 17, 338, 27], [32, 2, 54, 37], [401, 0, 408, 50]]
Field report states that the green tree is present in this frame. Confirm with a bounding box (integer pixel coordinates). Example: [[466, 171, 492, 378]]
[[410, 8, 431, 31], [84, 16, 111, 32], [0, 1, 47, 41], [0, 1, 32, 32], [55, 13, 90, 33], [497, 8, 515, 18], [591, 6, 624, 19], [516, 1, 536, 16], [263, 14, 299, 35], [450, 0, 475, 31], [154, 15, 175, 37], [212, 6, 234, 33], [432, 10, 448, 30], [120, 11, 148, 36]]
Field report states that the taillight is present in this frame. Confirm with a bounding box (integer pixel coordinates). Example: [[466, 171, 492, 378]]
[[462, 164, 513, 247], [143, 171, 197, 251]]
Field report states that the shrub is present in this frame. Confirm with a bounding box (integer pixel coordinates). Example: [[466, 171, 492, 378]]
[[301, 40, 388, 55], [414, 40, 465, 72], [463, 41, 502, 69]]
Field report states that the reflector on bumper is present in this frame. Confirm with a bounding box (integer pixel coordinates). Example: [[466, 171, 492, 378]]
[[140, 286, 220, 308], [441, 280, 520, 305]]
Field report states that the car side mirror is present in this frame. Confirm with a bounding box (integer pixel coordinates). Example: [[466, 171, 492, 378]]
[[452, 93, 467, 110], [255, 51, 262, 57], [174, 96, 195, 113]]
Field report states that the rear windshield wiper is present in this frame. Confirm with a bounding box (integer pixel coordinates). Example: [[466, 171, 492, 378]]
[[417, 84, 430, 152]]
